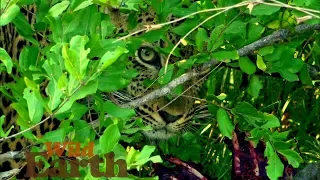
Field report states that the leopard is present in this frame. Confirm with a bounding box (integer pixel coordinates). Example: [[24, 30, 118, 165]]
[[0, 1, 209, 179]]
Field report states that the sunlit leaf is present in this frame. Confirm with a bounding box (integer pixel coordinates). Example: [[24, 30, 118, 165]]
[[266, 151, 284, 180], [0, 48, 13, 73], [48, 1, 70, 17], [0, 4, 20, 26]]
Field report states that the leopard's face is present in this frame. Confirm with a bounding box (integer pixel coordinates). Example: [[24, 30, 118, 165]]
[[125, 43, 200, 139], [105, 6, 205, 140]]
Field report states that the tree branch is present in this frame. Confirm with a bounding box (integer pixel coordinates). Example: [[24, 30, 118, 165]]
[[119, 23, 320, 109], [0, 151, 25, 161]]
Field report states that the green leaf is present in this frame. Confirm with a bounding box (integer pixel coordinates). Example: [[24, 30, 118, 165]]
[[267, 20, 280, 29], [232, 102, 279, 127], [211, 50, 238, 61], [40, 128, 68, 142], [266, 151, 284, 180], [195, 28, 208, 52], [258, 46, 274, 56], [251, 4, 281, 16], [261, 113, 280, 128], [19, 46, 39, 71], [247, 75, 262, 98], [249, 128, 267, 146], [208, 24, 224, 51], [46, 80, 63, 111], [172, 18, 198, 36], [48, 0, 70, 17], [23, 87, 44, 123], [264, 45, 290, 62], [225, 21, 247, 38], [97, 62, 136, 92], [0, 48, 13, 73], [98, 47, 128, 71], [62, 13, 80, 34], [279, 58, 304, 74], [73, 0, 93, 12], [272, 141, 291, 150], [239, 56, 256, 74], [134, 145, 156, 165], [216, 93, 227, 100], [299, 64, 313, 85], [0, 4, 20, 26], [271, 131, 289, 141], [121, 0, 145, 11], [0, 116, 13, 137], [101, 19, 116, 38], [279, 70, 299, 82], [12, 12, 34, 37], [158, 64, 174, 85], [100, 123, 121, 154], [103, 101, 135, 119], [256, 55, 267, 71], [246, 23, 265, 42], [11, 102, 30, 122], [216, 108, 234, 139], [278, 149, 303, 168], [62, 35, 90, 80]]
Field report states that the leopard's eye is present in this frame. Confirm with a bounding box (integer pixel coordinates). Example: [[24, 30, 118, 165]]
[[138, 47, 157, 62]]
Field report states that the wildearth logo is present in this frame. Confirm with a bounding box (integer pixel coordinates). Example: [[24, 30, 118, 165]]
[[25, 142, 127, 178]]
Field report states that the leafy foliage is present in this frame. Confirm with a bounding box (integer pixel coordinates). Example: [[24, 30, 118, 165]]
[[0, 0, 319, 179]]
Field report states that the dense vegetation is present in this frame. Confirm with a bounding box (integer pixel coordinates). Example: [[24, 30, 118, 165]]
[[0, 0, 319, 179]]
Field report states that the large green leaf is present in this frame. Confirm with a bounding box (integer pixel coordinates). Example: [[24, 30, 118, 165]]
[[278, 149, 303, 168], [266, 150, 284, 180], [225, 21, 247, 39], [103, 101, 135, 120], [216, 108, 234, 139], [207, 24, 224, 52], [211, 50, 238, 61], [239, 56, 256, 75], [98, 46, 128, 72], [133, 145, 162, 166], [100, 123, 121, 154], [62, 35, 90, 80], [195, 28, 208, 52], [0, 4, 20, 26], [251, 4, 281, 16], [23, 87, 44, 123], [19, 46, 39, 71], [46, 79, 63, 111], [48, 0, 70, 17], [232, 102, 280, 128]]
